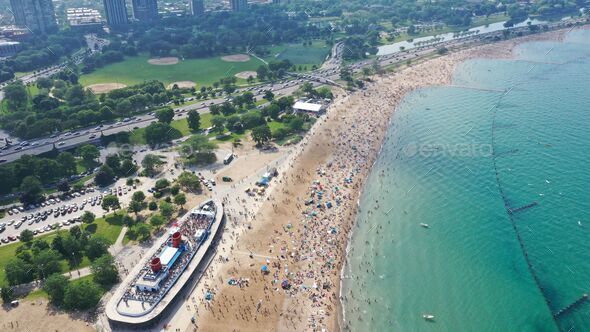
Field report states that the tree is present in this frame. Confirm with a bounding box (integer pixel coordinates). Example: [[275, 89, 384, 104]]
[[105, 154, 122, 173], [119, 158, 137, 177], [4, 82, 28, 110], [116, 99, 132, 115], [5, 259, 33, 285], [173, 193, 186, 209], [156, 107, 175, 124], [272, 127, 289, 140], [266, 104, 281, 120], [36, 77, 52, 89], [132, 191, 146, 202], [57, 180, 70, 192], [211, 115, 226, 133], [251, 124, 272, 146], [287, 117, 304, 132], [43, 274, 70, 306], [61, 233, 84, 266], [94, 164, 115, 186], [20, 176, 43, 205], [79, 211, 95, 225], [32, 250, 62, 279], [1, 286, 14, 304], [78, 144, 100, 164], [159, 201, 174, 219], [57, 152, 77, 176], [301, 82, 314, 95], [144, 122, 178, 146], [101, 194, 120, 212], [177, 171, 201, 192], [20, 229, 34, 243], [148, 201, 158, 210], [256, 65, 268, 80], [142, 154, 164, 176], [179, 136, 217, 165], [128, 200, 143, 217], [264, 90, 275, 101], [155, 178, 170, 191], [63, 280, 102, 310], [86, 236, 110, 260], [150, 213, 166, 229], [91, 254, 119, 287], [134, 223, 151, 241], [187, 110, 201, 131], [170, 184, 180, 195], [225, 115, 242, 132]]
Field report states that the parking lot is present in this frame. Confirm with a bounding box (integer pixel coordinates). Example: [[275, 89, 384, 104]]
[[0, 184, 135, 244]]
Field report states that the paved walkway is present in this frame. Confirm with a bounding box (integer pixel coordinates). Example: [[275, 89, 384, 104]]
[[64, 267, 91, 280], [109, 226, 128, 256]]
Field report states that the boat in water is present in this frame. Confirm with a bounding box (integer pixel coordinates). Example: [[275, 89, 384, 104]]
[[106, 199, 224, 327], [423, 314, 435, 321], [420, 223, 430, 228]]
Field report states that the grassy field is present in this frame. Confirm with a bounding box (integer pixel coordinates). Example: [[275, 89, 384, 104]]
[[129, 113, 214, 145], [79, 54, 266, 88], [266, 41, 330, 67]]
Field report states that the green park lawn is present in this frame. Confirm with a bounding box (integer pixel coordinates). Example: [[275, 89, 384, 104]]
[[128, 113, 213, 145], [79, 54, 266, 88], [0, 215, 123, 285], [266, 41, 330, 68]]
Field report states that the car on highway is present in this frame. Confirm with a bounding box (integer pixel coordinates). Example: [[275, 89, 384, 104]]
[[58, 141, 65, 146]]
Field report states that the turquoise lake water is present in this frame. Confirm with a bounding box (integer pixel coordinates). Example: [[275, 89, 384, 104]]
[[342, 29, 590, 331]]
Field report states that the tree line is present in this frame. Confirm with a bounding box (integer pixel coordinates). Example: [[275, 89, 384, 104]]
[[1, 76, 173, 139], [0, 30, 85, 83], [2, 223, 118, 311], [124, 6, 332, 59]]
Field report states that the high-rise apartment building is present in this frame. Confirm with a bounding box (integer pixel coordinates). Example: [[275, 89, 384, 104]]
[[191, 0, 204, 16], [132, 0, 158, 22], [230, 0, 247, 12], [9, 0, 57, 33], [103, 0, 129, 27]]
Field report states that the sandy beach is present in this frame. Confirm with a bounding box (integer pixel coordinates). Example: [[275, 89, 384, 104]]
[[189, 29, 574, 332]]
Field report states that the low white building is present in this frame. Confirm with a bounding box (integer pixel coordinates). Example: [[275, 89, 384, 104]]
[[293, 101, 325, 114]]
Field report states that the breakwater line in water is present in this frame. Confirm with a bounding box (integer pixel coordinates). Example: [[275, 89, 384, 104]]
[[490, 85, 557, 324], [490, 83, 589, 327]]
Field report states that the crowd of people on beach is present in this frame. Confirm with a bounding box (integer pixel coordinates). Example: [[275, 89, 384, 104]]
[[179, 41, 530, 331]]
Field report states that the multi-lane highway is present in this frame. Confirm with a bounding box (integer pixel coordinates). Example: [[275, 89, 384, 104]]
[[0, 76, 329, 163]]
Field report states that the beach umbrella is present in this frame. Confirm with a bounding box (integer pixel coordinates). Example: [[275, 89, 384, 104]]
[[281, 280, 291, 290], [261, 265, 269, 272]]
